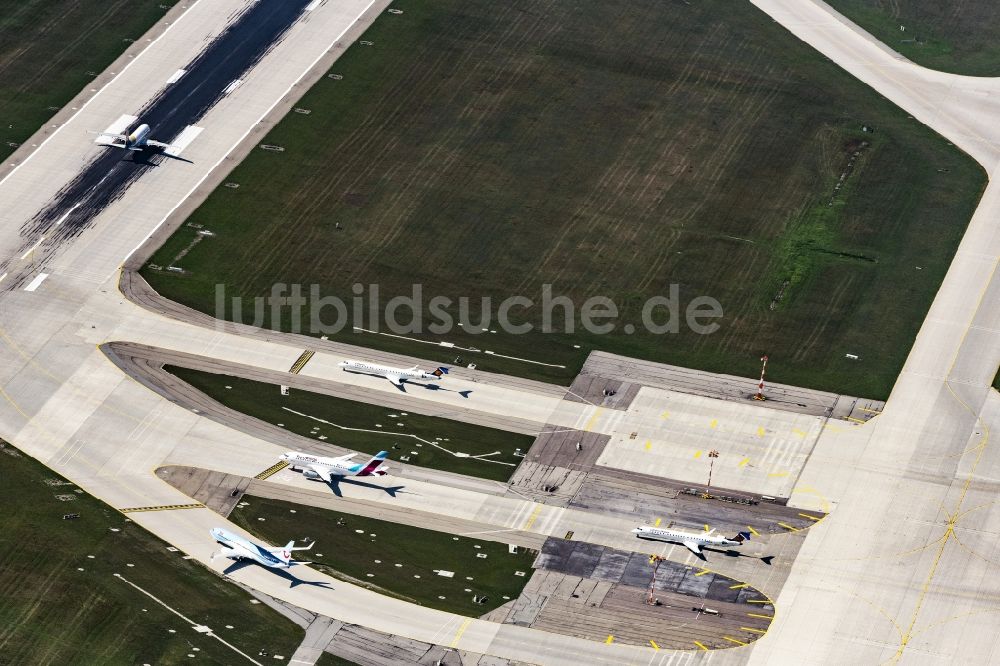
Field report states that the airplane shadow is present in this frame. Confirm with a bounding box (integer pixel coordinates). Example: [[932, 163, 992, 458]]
[[406, 381, 472, 399], [222, 559, 333, 589], [125, 147, 194, 166], [701, 546, 775, 565], [327, 477, 407, 498]]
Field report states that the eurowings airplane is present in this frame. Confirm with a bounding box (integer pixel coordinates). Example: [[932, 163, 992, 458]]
[[632, 525, 751, 555], [96, 123, 177, 152], [281, 450, 389, 483], [210, 527, 313, 569], [338, 359, 448, 387]]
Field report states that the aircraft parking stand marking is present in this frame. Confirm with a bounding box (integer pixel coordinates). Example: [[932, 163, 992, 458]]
[[120, 502, 205, 513], [746, 525, 760, 536], [605, 635, 614, 644], [254, 460, 289, 480], [724, 636, 748, 646], [741, 627, 767, 634], [694, 641, 708, 651]]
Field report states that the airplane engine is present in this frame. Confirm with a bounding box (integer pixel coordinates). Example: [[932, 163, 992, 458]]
[[302, 469, 321, 480]]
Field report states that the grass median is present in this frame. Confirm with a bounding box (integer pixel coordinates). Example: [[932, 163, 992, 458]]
[[825, 0, 1000, 76], [168, 365, 533, 483], [0, 440, 302, 664], [230, 495, 537, 617], [144, 0, 986, 399]]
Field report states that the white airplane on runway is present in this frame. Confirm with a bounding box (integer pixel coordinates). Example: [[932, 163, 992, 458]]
[[210, 527, 313, 569], [338, 359, 448, 387], [632, 525, 751, 556], [95, 122, 178, 152], [281, 450, 390, 483]]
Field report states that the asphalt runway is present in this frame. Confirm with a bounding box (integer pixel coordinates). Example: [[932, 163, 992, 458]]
[[4, 0, 315, 288]]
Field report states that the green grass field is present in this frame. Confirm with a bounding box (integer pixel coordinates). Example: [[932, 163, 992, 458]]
[[143, 0, 986, 399], [168, 366, 533, 482], [0, 441, 303, 665], [826, 0, 1000, 76], [0, 0, 171, 161], [230, 495, 536, 617], [316, 653, 359, 666]]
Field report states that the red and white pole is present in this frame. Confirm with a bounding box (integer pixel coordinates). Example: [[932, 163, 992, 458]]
[[754, 354, 768, 401]]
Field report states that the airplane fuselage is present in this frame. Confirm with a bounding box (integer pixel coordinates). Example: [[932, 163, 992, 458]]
[[281, 451, 388, 479], [338, 359, 445, 384], [211, 527, 290, 568], [126, 123, 152, 149], [632, 525, 747, 552]]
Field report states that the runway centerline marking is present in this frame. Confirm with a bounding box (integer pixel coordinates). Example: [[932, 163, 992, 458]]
[[23, 273, 49, 292]]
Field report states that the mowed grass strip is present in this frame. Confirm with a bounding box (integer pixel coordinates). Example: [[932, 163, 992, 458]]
[[230, 495, 537, 617], [826, 0, 1000, 76], [168, 366, 532, 482], [143, 0, 986, 399], [0, 442, 302, 665], [0, 0, 171, 161]]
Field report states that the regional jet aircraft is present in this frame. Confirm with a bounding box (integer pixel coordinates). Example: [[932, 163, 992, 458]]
[[210, 527, 313, 569], [632, 525, 751, 555], [339, 359, 448, 387], [95, 122, 178, 152], [281, 450, 389, 483]]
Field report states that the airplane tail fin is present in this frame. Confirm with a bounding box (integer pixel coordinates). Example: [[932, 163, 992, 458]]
[[356, 451, 389, 476], [733, 531, 752, 544], [431, 366, 449, 378]]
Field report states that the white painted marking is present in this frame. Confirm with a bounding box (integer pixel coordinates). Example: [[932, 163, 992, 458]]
[[0, 272, 7, 283], [304, 0, 322, 10], [222, 79, 242, 95], [94, 114, 138, 145], [23, 273, 49, 292], [166, 69, 186, 84], [20, 237, 45, 259], [164, 125, 203, 156], [118, 0, 382, 275], [54, 203, 82, 227]]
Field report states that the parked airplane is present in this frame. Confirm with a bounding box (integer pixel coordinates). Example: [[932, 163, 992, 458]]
[[281, 450, 389, 483], [632, 525, 751, 555], [210, 527, 313, 569], [339, 359, 448, 386], [95, 123, 177, 152]]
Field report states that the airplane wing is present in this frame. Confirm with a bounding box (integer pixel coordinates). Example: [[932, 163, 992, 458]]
[[682, 540, 703, 555], [307, 463, 334, 483], [145, 139, 178, 150], [386, 374, 404, 385]]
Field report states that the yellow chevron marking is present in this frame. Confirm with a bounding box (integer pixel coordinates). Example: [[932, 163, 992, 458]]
[[255, 460, 289, 480], [120, 503, 204, 514], [288, 350, 316, 374]]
